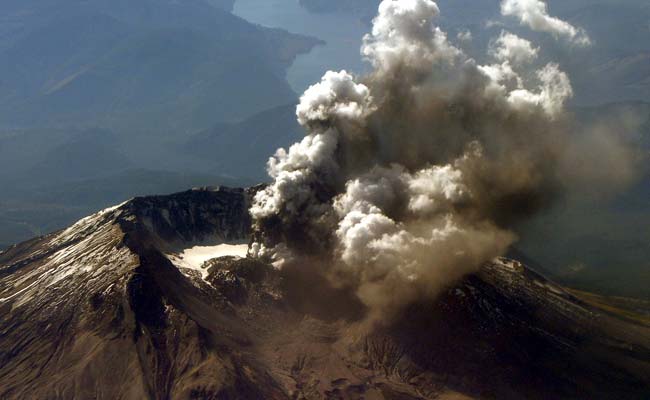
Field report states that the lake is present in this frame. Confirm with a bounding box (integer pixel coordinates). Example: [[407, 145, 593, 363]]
[[233, 0, 370, 94]]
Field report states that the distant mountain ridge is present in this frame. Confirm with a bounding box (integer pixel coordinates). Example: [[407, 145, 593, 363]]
[[0, 0, 320, 247], [0, 0, 320, 130], [184, 103, 304, 180]]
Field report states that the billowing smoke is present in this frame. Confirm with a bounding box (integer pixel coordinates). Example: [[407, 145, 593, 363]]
[[249, 0, 629, 319], [500, 0, 591, 46]]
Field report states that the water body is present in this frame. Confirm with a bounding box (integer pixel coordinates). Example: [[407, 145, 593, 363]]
[[233, 0, 370, 94]]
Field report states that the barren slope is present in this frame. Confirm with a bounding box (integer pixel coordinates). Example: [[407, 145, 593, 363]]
[[0, 187, 648, 399]]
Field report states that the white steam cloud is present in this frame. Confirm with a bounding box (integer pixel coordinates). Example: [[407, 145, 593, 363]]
[[250, 0, 624, 319], [362, 0, 461, 74], [489, 31, 539, 65], [500, 0, 591, 46]]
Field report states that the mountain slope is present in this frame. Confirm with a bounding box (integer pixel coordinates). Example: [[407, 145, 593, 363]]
[[0, 187, 255, 399], [184, 103, 304, 180], [1, 187, 649, 399], [0, 0, 319, 130]]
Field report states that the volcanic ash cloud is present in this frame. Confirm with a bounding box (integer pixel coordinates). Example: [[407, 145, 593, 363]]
[[249, 0, 628, 318]]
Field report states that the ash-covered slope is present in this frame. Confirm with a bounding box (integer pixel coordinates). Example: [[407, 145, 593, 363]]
[[0, 187, 649, 399]]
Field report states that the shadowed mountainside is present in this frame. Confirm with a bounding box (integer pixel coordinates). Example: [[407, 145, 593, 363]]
[[0, 0, 320, 130]]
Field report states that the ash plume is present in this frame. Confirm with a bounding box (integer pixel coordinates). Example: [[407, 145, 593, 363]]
[[500, 0, 591, 46], [249, 0, 631, 319]]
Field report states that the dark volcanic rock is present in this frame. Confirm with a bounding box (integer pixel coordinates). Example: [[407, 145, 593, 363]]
[[0, 187, 649, 399]]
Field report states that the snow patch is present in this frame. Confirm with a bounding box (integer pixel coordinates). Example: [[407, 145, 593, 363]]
[[167, 241, 249, 279], [181, 242, 250, 265]]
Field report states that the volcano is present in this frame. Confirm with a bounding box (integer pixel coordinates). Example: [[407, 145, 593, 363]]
[[0, 187, 648, 399]]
